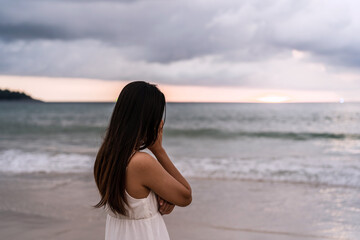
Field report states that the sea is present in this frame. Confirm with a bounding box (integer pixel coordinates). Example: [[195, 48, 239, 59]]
[[0, 101, 359, 188]]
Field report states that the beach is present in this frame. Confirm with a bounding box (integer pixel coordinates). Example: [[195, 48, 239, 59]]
[[1, 172, 359, 240], [1, 0, 360, 238], [1, 102, 360, 239]]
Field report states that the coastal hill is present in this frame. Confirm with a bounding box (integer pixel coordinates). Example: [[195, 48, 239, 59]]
[[0, 88, 42, 102]]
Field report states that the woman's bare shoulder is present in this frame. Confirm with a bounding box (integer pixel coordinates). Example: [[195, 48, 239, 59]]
[[128, 151, 158, 170]]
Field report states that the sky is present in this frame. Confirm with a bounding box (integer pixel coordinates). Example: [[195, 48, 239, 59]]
[[0, 0, 359, 102]]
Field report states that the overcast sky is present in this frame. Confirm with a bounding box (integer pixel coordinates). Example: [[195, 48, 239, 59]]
[[0, 0, 359, 101]]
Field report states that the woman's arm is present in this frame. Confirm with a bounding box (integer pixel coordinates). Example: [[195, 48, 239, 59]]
[[148, 120, 192, 194], [131, 120, 192, 207], [152, 147, 191, 213], [151, 147, 192, 195], [131, 152, 192, 207], [157, 196, 175, 215]]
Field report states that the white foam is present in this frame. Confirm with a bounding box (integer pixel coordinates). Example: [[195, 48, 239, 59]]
[[173, 156, 360, 187], [1, 149, 359, 188], [0, 149, 93, 173]]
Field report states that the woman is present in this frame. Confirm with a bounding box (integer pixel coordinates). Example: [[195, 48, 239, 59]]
[[93, 81, 192, 240]]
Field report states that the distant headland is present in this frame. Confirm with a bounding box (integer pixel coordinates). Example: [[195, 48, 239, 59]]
[[0, 89, 43, 102]]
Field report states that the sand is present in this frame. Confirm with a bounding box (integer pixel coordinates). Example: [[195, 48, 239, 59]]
[[0, 172, 358, 240]]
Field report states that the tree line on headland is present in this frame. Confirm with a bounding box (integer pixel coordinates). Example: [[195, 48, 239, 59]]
[[0, 88, 42, 102]]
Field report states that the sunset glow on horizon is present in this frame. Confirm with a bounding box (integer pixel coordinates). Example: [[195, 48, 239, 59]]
[[256, 94, 291, 103], [0, 75, 350, 103]]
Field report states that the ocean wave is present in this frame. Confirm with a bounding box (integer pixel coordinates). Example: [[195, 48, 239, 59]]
[[0, 149, 93, 173], [0, 123, 104, 135], [1, 149, 359, 188], [172, 156, 360, 188], [164, 128, 360, 140]]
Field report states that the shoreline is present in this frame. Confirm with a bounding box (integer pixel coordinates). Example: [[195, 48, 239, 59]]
[[0, 172, 359, 240], [1, 171, 358, 190]]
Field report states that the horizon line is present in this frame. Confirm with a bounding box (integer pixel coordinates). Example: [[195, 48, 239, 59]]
[[32, 100, 359, 104]]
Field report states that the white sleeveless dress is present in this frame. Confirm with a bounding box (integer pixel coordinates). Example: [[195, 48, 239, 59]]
[[105, 190, 170, 240]]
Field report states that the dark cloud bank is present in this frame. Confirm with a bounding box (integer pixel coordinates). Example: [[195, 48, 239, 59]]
[[0, 0, 359, 90]]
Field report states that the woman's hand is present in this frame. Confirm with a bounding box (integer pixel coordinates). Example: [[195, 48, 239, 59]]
[[148, 120, 164, 154], [157, 195, 175, 215]]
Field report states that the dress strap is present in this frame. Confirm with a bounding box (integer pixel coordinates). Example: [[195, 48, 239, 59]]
[[126, 150, 138, 168], [130, 150, 137, 159]]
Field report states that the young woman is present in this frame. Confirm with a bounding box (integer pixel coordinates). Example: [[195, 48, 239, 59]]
[[93, 81, 192, 240]]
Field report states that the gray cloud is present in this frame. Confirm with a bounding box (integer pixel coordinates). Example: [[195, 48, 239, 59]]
[[0, 0, 300, 62], [0, 0, 359, 90], [0, 23, 72, 41]]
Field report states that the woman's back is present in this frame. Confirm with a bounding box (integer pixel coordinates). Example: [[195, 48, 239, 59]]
[[93, 81, 192, 239], [105, 189, 170, 240]]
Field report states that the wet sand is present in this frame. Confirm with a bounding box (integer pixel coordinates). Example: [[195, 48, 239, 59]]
[[0, 172, 359, 240]]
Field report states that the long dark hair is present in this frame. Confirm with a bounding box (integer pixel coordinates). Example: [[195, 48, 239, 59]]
[[93, 81, 166, 215]]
